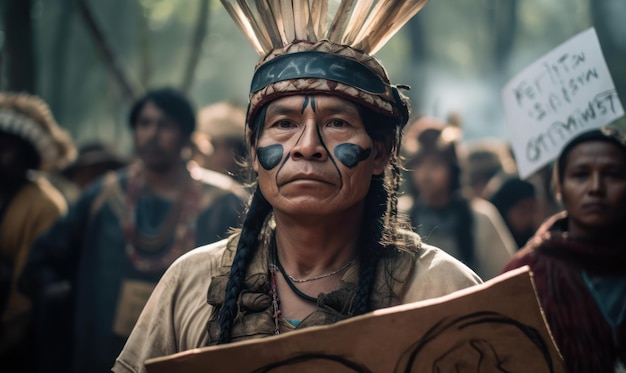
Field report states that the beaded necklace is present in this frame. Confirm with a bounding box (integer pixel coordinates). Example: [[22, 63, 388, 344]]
[[269, 235, 356, 334], [274, 255, 319, 303], [122, 162, 202, 272], [268, 262, 281, 335]]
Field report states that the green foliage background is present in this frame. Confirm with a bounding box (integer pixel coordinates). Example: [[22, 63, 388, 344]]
[[1, 0, 624, 156]]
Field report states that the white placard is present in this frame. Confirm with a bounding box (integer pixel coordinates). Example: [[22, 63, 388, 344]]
[[502, 28, 624, 178]]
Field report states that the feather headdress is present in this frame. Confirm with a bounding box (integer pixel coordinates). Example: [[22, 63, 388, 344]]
[[222, 0, 428, 56], [0, 92, 76, 171], [221, 0, 429, 127]]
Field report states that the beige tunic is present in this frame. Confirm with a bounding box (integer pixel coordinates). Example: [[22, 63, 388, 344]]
[[113, 233, 481, 373]]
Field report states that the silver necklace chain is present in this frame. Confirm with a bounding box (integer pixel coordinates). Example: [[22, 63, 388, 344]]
[[286, 260, 356, 283]]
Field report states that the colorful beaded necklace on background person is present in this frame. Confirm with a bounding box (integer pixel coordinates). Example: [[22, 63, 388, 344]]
[[122, 162, 202, 272]]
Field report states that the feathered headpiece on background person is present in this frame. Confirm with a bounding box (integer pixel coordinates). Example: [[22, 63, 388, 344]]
[[0, 92, 76, 171], [221, 0, 429, 127]]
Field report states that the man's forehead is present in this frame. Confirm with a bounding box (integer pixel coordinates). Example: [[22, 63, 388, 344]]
[[266, 95, 359, 115]]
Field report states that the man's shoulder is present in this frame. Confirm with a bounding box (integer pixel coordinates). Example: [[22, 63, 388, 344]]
[[403, 240, 482, 303], [416, 241, 467, 267], [78, 168, 128, 199], [3, 178, 67, 235], [469, 197, 501, 220], [152, 238, 233, 300], [168, 238, 230, 275], [388, 228, 479, 279], [24, 177, 68, 213], [414, 241, 482, 283]]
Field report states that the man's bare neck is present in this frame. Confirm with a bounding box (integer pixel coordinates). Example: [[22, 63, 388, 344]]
[[273, 212, 361, 277], [143, 162, 189, 199]]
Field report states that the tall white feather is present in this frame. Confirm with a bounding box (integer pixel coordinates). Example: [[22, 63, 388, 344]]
[[221, 0, 429, 56]]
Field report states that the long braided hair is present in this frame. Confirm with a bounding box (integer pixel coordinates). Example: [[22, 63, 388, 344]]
[[217, 101, 406, 343]]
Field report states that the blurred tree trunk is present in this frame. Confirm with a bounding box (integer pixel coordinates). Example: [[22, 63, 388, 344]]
[[591, 0, 626, 108], [487, 0, 518, 74], [3, 0, 36, 93], [49, 0, 76, 118], [139, 11, 152, 88], [181, 0, 210, 94], [405, 14, 427, 112], [406, 14, 427, 68], [76, 0, 141, 101]]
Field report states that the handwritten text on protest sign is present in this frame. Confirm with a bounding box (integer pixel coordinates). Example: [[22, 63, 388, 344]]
[[503, 28, 624, 178]]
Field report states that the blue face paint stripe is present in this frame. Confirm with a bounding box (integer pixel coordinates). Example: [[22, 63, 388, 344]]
[[315, 122, 343, 188], [275, 153, 291, 187], [314, 120, 329, 151], [301, 96, 309, 114], [310, 96, 316, 112], [275, 107, 306, 188], [295, 126, 306, 146]]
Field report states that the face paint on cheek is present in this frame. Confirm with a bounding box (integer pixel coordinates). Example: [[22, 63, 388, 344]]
[[257, 144, 284, 170], [334, 143, 372, 169]]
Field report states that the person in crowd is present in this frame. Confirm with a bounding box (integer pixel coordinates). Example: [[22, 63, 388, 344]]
[[62, 142, 128, 191], [401, 117, 516, 279], [50, 142, 129, 203], [461, 138, 519, 198], [188, 101, 249, 199], [488, 177, 538, 249], [502, 127, 626, 372], [526, 162, 563, 225], [18, 88, 245, 373], [0, 92, 75, 373], [192, 101, 247, 182], [113, 3, 482, 372]]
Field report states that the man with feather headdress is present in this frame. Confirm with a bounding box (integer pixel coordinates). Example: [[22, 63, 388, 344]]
[[0, 92, 75, 372], [114, 2, 481, 372]]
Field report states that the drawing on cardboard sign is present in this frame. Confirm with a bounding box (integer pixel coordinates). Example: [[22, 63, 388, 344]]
[[145, 267, 564, 373]]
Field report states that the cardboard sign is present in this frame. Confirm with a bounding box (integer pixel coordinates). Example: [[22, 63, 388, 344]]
[[502, 28, 624, 178], [145, 267, 564, 373]]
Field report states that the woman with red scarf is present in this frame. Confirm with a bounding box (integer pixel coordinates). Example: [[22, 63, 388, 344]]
[[502, 127, 626, 372]]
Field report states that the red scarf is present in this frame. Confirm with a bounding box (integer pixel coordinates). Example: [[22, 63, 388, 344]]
[[503, 212, 626, 372]]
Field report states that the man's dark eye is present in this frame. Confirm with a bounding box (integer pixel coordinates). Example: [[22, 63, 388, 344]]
[[570, 171, 588, 179], [160, 120, 177, 130], [137, 119, 151, 127], [605, 170, 626, 179]]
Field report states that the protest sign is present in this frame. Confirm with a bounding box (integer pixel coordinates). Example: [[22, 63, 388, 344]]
[[146, 267, 564, 373], [502, 28, 624, 178]]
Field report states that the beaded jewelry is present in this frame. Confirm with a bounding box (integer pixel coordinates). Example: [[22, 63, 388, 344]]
[[122, 162, 202, 272], [269, 234, 357, 330], [285, 260, 355, 283], [269, 262, 282, 335]]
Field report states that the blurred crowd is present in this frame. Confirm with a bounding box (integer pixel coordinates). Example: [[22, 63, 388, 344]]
[[0, 88, 624, 372]]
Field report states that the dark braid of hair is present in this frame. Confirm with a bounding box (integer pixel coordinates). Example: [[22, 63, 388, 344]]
[[383, 126, 405, 244], [351, 175, 388, 316], [217, 187, 272, 344], [350, 109, 405, 316]]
